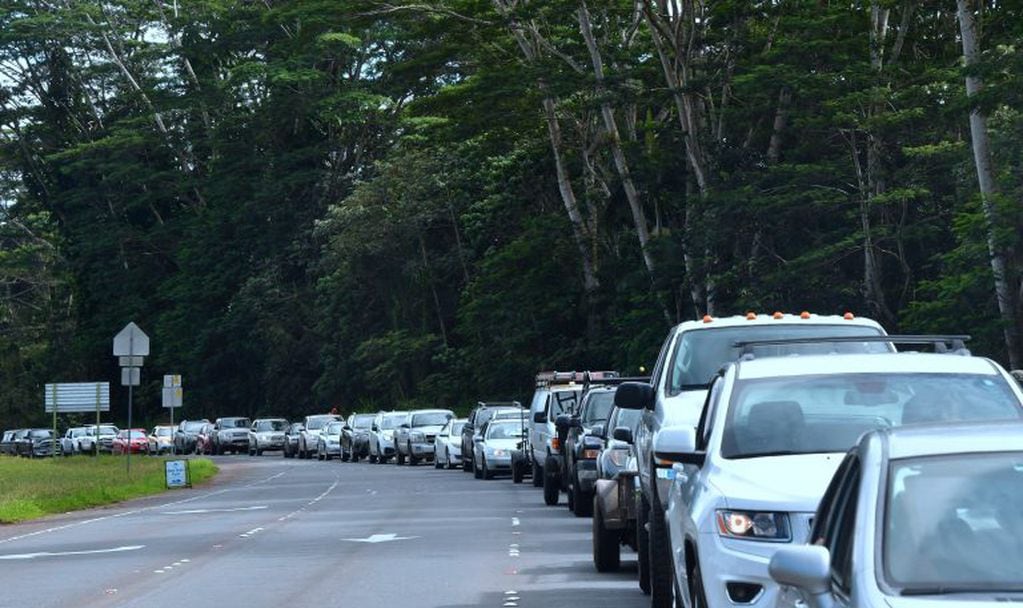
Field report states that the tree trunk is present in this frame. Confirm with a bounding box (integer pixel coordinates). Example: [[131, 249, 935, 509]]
[[957, 0, 1022, 368]]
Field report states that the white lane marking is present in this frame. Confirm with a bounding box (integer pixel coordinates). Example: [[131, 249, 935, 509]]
[[0, 545, 145, 561], [341, 533, 420, 544], [0, 468, 288, 546], [154, 570, 165, 574], [239, 527, 264, 538], [511, 517, 520, 527], [161, 505, 269, 515], [278, 477, 340, 522]]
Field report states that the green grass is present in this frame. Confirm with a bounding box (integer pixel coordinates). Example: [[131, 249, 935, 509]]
[[0, 456, 218, 524]]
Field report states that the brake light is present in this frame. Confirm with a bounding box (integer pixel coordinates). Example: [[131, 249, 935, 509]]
[[550, 437, 561, 450], [582, 449, 601, 459]]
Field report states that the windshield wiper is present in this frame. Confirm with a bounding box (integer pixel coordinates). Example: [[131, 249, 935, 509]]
[[901, 586, 1023, 596]]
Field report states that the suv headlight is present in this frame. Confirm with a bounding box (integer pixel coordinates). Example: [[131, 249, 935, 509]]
[[410, 431, 425, 442], [715, 510, 791, 541]]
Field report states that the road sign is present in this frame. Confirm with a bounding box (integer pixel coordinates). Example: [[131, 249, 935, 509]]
[[163, 375, 182, 388], [44, 383, 110, 413], [118, 356, 144, 367], [164, 460, 190, 488], [162, 387, 183, 408], [113, 322, 150, 357], [121, 367, 140, 387]]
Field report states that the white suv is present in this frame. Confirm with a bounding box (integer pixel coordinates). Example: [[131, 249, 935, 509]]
[[658, 338, 1023, 608], [615, 312, 886, 604]]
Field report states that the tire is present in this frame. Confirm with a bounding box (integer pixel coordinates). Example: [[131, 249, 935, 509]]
[[567, 483, 575, 512], [462, 455, 472, 472], [369, 453, 377, 464], [649, 497, 673, 608], [256, 449, 262, 456], [543, 457, 560, 506], [434, 454, 443, 469], [408, 444, 418, 466], [325, 452, 332, 461], [593, 498, 621, 572], [473, 456, 483, 479], [690, 559, 708, 608], [532, 459, 544, 487], [512, 461, 524, 484], [573, 472, 594, 517], [396, 449, 405, 465], [637, 495, 651, 595], [482, 458, 493, 480]]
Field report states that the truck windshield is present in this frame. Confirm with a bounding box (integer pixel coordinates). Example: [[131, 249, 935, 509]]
[[667, 324, 888, 393]]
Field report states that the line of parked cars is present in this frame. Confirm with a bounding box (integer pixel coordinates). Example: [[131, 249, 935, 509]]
[[0, 424, 181, 457]]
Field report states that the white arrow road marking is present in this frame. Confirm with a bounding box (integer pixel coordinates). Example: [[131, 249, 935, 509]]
[[341, 533, 420, 544], [161, 505, 268, 515], [0, 545, 144, 561]]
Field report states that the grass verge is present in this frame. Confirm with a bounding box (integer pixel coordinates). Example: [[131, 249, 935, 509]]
[[0, 456, 218, 524]]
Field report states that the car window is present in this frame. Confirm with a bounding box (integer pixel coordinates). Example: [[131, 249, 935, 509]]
[[811, 452, 858, 546], [696, 374, 725, 450], [825, 457, 860, 593], [650, 331, 674, 390], [487, 423, 522, 439], [581, 391, 615, 425], [548, 389, 581, 417], [412, 412, 450, 426], [667, 325, 888, 396]]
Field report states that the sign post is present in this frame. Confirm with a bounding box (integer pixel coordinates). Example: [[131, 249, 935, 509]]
[[45, 383, 111, 457], [162, 375, 182, 454], [114, 322, 149, 475]]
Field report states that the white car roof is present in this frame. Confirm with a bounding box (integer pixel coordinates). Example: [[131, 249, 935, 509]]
[[736, 352, 1002, 380], [672, 312, 882, 335], [874, 421, 1023, 460]]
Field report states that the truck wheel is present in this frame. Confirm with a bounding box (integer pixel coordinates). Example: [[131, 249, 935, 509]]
[[512, 461, 524, 484], [531, 459, 543, 487], [396, 450, 405, 465], [462, 455, 472, 472], [369, 454, 377, 464], [573, 476, 594, 517], [473, 456, 483, 479], [649, 497, 673, 608], [542, 457, 560, 506], [593, 499, 621, 572], [637, 495, 651, 594], [482, 458, 494, 480]]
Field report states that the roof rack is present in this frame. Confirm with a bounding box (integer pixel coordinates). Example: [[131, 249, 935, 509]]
[[536, 370, 619, 388], [733, 335, 971, 358], [582, 375, 650, 390], [476, 401, 523, 409]]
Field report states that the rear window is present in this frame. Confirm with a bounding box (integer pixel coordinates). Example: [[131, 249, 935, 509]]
[[354, 414, 376, 428], [582, 392, 615, 425], [667, 324, 887, 394]]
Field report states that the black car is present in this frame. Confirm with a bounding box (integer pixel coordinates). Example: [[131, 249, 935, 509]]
[[557, 385, 618, 516], [1, 429, 25, 456], [282, 422, 305, 458], [461, 402, 522, 473], [341, 413, 375, 462], [174, 419, 209, 454], [18, 428, 57, 458]]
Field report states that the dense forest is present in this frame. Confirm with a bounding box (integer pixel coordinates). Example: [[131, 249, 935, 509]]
[[0, 0, 1021, 426]]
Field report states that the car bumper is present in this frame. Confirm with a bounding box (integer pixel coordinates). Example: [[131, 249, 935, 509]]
[[595, 475, 637, 529], [695, 532, 793, 607], [256, 439, 285, 450], [410, 443, 435, 457], [485, 455, 513, 470], [322, 444, 341, 455], [575, 460, 599, 493]]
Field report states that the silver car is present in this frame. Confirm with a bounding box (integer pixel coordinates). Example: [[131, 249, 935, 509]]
[[248, 418, 288, 455], [316, 421, 343, 460], [369, 411, 405, 463], [60, 427, 90, 455], [472, 420, 525, 479], [770, 422, 1023, 608], [298, 414, 340, 459], [395, 409, 454, 465], [434, 418, 467, 469]]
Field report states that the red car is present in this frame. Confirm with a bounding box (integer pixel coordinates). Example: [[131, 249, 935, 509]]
[[194, 423, 216, 455], [112, 429, 148, 455]]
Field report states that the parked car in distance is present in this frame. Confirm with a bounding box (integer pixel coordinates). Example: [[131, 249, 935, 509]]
[[368, 412, 405, 464], [195, 423, 217, 455], [60, 427, 90, 456], [472, 419, 525, 479], [88, 424, 119, 454], [395, 409, 454, 465], [298, 414, 340, 459], [0, 429, 20, 455], [112, 429, 148, 455], [147, 425, 175, 455], [282, 422, 304, 458], [462, 402, 522, 473], [659, 337, 1023, 608], [771, 422, 1023, 608], [174, 419, 209, 454], [557, 384, 619, 516], [341, 413, 375, 462], [212, 417, 251, 454], [18, 428, 57, 458], [435, 418, 467, 469], [619, 312, 888, 604], [528, 372, 592, 494], [317, 421, 343, 460], [248, 418, 288, 455]]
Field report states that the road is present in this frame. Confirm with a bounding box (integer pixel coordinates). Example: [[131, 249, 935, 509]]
[[0, 456, 647, 608]]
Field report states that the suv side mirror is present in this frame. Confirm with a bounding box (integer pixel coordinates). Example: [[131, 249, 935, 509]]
[[612, 426, 633, 444], [653, 426, 704, 466], [768, 546, 832, 608], [532, 411, 547, 424], [615, 382, 655, 410]]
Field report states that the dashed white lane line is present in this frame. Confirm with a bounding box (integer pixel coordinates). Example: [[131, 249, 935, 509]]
[[278, 478, 340, 522], [153, 556, 191, 574], [239, 527, 264, 538], [511, 517, 520, 527]]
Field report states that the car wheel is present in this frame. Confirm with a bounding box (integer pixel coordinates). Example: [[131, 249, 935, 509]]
[[324, 451, 332, 461], [567, 482, 576, 512], [256, 449, 263, 456], [512, 460, 524, 484], [483, 457, 494, 480], [434, 453, 444, 469], [649, 496, 674, 608], [462, 454, 472, 472], [408, 443, 418, 465], [637, 495, 651, 594], [593, 498, 621, 572], [396, 449, 405, 465], [542, 457, 560, 506], [369, 454, 377, 464], [473, 455, 483, 479], [690, 558, 708, 608], [532, 459, 544, 487], [573, 473, 594, 517]]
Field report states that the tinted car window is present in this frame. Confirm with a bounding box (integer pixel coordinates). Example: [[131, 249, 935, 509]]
[[582, 392, 615, 425]]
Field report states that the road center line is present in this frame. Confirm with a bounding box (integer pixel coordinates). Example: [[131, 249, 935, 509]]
[[161, 505, 268, 515], [0, 545, 145, 561]]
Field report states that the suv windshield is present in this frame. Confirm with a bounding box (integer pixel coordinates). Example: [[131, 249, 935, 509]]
[[256, 420, 286, 431], [155, 428, 173, 437], [487, 422, 523, 440], [29, 430, 53, 438], [884, 452, 1023, 591], [668, 325, 888, 393], [183, 421, 206, 432], [325, 422, 342, 434], [354, 414, 375, 428], [381, 414, 405, 429], [582, 391, 615, 425], [723, 373, 1022, 459], [412, 412, 450, 427], [221, 418, 250, 428]]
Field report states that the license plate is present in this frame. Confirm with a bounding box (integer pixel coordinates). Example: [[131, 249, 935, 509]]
[[655, 467, 676, 480]]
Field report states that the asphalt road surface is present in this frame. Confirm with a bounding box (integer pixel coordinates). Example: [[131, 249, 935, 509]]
[[0, 456, 648, 608]]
